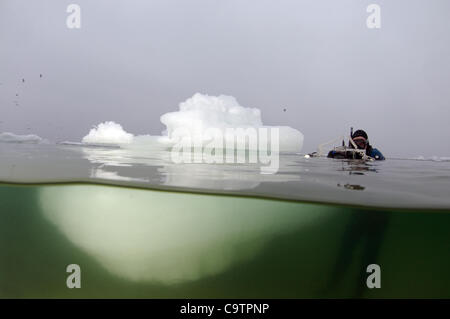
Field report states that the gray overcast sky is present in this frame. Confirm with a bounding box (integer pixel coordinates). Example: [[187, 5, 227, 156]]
[[1, 0, 449, 157]]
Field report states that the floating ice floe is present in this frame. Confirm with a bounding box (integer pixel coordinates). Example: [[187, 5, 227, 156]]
[[0, 132, 45, 144]]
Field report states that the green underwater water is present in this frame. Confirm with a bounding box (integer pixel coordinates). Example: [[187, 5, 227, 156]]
[[1, 183, 449, 299]]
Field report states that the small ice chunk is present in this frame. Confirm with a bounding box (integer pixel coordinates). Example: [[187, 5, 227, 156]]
[[82, 121, 134, 145]]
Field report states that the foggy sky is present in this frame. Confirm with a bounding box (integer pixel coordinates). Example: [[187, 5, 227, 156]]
[[1, 0, 450, 157]]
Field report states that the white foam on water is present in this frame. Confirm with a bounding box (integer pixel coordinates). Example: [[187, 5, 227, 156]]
[[0, 132, 45, 144], [430, 156, 450, 162], [411, 155, 450, 162]]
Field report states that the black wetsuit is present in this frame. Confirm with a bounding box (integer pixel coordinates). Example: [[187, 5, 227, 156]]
[[327, 146, 385, 160]]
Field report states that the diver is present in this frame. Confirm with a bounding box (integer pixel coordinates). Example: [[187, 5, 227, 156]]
[[327, 129, 385, 160]]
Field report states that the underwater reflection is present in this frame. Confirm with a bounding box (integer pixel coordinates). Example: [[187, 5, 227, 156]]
[[340, 160, 379, 175], [39, 184, 334, 284], [333, 160, 379, 192], [337, 183, 365, 191]]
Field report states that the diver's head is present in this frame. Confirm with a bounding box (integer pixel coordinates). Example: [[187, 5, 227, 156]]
[[350, 129, 368, 149]]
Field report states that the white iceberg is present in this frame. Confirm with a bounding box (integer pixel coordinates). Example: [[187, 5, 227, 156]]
[[82, 93, 304, 153]]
